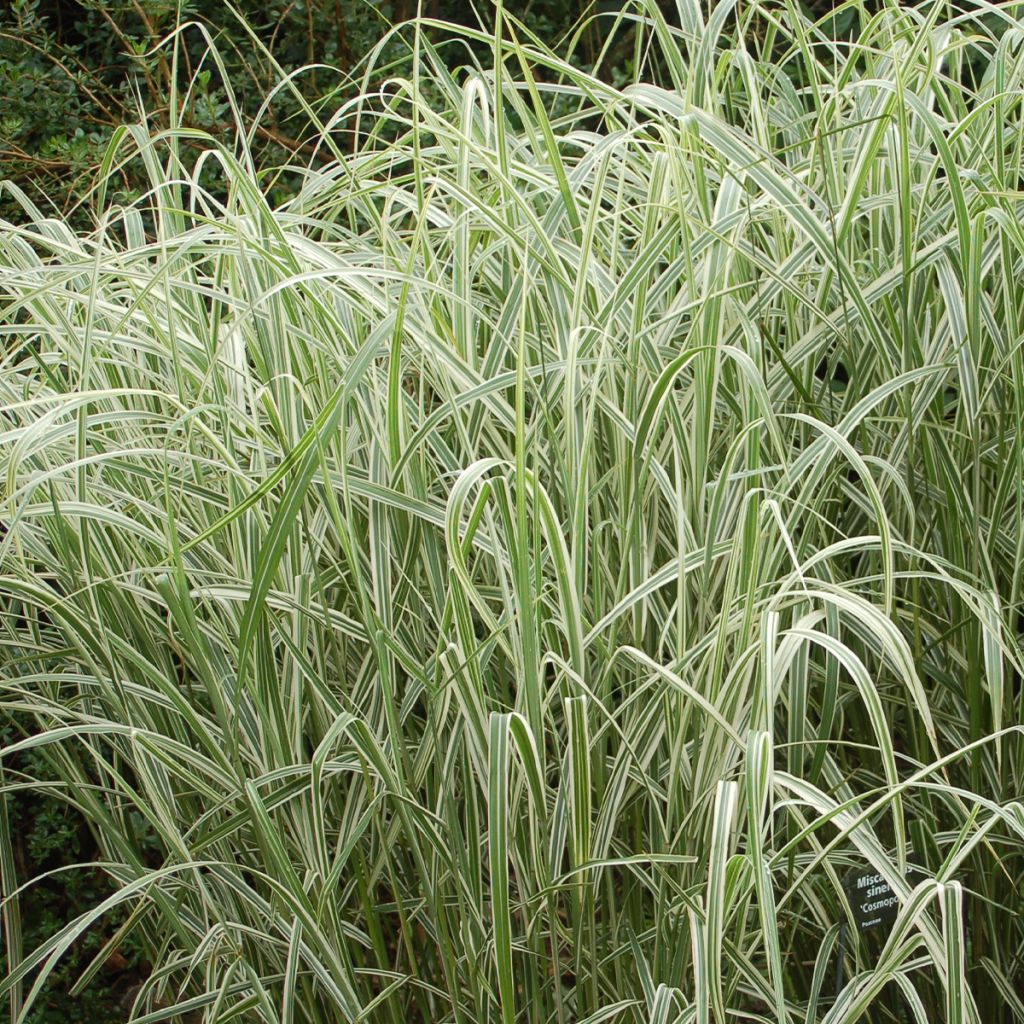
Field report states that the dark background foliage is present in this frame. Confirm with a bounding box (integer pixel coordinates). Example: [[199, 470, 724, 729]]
[[2, 1, 628, 218], [1, 0, 864, 218]]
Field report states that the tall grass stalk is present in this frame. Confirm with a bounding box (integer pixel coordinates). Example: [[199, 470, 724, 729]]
[[2, 1, 1024, 1020]]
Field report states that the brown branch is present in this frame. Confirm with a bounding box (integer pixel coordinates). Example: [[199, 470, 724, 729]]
[[128, 0, 174, 97], [253, 123, 324, 160], [90, 5, 163, 115], [334, 0, 352, 66], [0, 146, 71, 172]]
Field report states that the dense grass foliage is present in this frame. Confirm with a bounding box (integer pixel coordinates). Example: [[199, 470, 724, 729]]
[[3, 2, 1024, 1020]]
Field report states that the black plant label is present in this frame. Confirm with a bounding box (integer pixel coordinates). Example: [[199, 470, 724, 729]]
[[842, 870, 900, 933]]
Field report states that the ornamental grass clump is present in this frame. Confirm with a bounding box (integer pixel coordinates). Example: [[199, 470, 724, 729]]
[[2, 1, 1024, 1021]]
